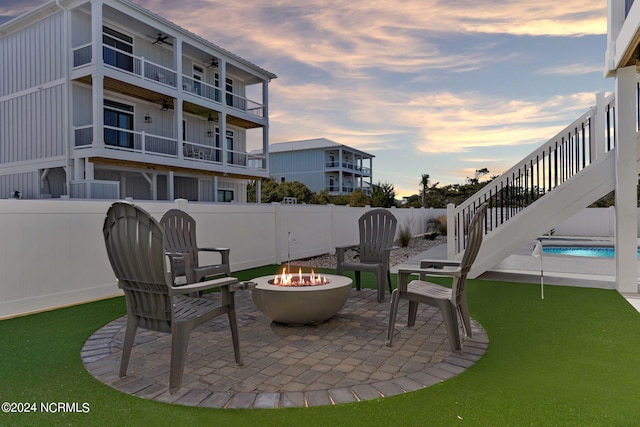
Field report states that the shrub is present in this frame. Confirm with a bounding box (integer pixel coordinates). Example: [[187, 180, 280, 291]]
[[398, 224, 412, 247], [427, 215, 447, 236]]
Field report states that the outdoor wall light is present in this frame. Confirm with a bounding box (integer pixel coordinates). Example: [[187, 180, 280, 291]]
[[161, 100, 169, 111], [144, 113, 152, 123], [206, 129, 213, 137], [208, 113, 215, 123]]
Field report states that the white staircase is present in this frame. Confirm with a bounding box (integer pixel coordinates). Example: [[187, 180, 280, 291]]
[[447, 93, 619, 278]]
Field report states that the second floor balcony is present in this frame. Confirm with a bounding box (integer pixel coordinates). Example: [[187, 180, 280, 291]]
[[73, 125, 257, 171], [71, 43, 266, 120]]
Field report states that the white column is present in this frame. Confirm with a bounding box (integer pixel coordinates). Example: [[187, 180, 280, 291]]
[[175, 40, 183, 159], [90, 2, 104, 148], [90, 1, 103, 68], [256, 179, 262, 204], [92, 74, 104, 147], [220, 112, 227, 166], [169, 171, 175, 200], [338, 148, 343, 193], [614, 65, 639, 293]]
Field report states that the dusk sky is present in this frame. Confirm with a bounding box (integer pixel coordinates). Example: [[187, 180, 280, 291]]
[[1, 0, 612, 197]]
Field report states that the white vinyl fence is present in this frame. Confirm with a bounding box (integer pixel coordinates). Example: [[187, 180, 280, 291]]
[[0, 199, 444, 319]]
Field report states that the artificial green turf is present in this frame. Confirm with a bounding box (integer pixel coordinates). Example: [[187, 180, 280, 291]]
[[1, 268, 640, 426]]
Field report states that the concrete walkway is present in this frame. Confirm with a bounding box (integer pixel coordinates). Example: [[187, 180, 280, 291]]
[[82, 288, 488, 408], [392, 238, 640, 313]]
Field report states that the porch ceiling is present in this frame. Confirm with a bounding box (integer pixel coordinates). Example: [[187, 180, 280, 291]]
[[89, 157, 263, 180], [75, 75, 171, 108], [75, 77, 262, 129]]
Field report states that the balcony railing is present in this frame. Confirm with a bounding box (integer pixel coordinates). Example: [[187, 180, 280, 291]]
[[71, 44, 178, 88], [183, 141, 222, 162], [326, 185, 370, 194], [325, 161, 371, 176], [182, 75, 221, 103], [226, 92, 264, 118], [73, 125, 260, 170], [69, 180, 119, 199]]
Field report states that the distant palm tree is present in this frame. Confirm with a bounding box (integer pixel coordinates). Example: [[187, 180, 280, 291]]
[[420, 174, 430, 208]]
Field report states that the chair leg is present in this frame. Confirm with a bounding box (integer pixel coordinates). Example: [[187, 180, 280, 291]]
[[387, 270, 393, 294], [385, 289, 400, 346], [119, 315, 137, 378], [407, 301, 419, 327], [458, 293, 473, 338], [169, 324, 192, 393], [376, 268, 385, 302], [440, 301, 462, 352], [226, 290, 242, 366], [354, 271, 361, 291]]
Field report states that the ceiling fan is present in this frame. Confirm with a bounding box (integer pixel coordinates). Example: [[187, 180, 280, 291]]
[[151, 33, 172, 46], [206, 58, 219, 68]]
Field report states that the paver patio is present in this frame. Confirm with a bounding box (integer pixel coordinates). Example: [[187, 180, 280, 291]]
[[82, 288, 488, 408]]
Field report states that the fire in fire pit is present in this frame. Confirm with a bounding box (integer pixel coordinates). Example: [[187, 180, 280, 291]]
[[271, 267, 329, 286], [250, 272, 353, 325]]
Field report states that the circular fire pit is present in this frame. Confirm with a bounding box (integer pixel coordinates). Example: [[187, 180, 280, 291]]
[[250, 274, 352, 326]]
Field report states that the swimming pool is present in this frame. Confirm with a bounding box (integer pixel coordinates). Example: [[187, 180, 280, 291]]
[[542, 246, 640, 258]]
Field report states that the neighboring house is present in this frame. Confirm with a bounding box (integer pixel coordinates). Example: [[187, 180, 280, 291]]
[[0, 0, 276, 202], [252, 138, 374, 196]]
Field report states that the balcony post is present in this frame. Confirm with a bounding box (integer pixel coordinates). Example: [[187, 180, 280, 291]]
[[90, 0, 103, 68], [594, 92, 606, 162], [446, 203, 455, 259], [614, 65, 639, 293]]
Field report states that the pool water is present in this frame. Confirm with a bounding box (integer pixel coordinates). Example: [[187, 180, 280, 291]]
[[543, 246, 640, 258]]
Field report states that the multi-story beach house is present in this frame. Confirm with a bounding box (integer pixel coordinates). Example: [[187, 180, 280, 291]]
[[0, 0, 276, 202], [252, 138, 374, 196]]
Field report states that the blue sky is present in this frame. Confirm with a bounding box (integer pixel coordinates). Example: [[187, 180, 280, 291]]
[[1, 0, 612, 197]]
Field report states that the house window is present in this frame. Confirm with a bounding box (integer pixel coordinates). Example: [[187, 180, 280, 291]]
[[103, 26, 133, 72], [214, 127, 221, 162], [225, 77, 234, 107], [104, 100, 134, 148], [226, 130, 234, 164], [217, 189, 234, 202], [193, 64, 204, 95], [214, 72, 221, 102], [280, 177, 285, 183]]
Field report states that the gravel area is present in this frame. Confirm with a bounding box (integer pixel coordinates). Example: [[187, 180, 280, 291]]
[[290, 235, 447, 269]]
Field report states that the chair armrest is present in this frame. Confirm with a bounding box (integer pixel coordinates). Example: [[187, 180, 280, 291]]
[[165, 252, 193, 282], [169, 276, 238, 296], [335, 244, 358, 264], [396, 266, 462, 292], [419, 259, 461, 269], [198, 247, 231, 265], [335, 244, 358, 251]]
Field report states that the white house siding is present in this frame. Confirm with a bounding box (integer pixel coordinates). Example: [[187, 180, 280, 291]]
[[0, 12, 68, 199], [0, 13, 65, 96], [0, 171, 38, 199], [0, 84, 67, 163], [270, 150, 326, 192]]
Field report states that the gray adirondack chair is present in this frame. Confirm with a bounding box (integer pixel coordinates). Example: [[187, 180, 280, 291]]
[[386, 203, 487, 351], [336, 209, 398, 302], [160, 209, 230, 284], [103, 202, 242, 393]]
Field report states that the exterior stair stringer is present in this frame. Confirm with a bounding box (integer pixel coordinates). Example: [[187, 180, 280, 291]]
[[469, 148, 617, 278]]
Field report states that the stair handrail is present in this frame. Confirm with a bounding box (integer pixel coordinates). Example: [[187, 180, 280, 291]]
[[447, 92, 616, 258]]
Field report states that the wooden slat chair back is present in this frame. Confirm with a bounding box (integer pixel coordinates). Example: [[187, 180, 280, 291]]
[[160, 209, 230, 284], [336, 208, 398, 302], [103, 202, 241, 393]]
